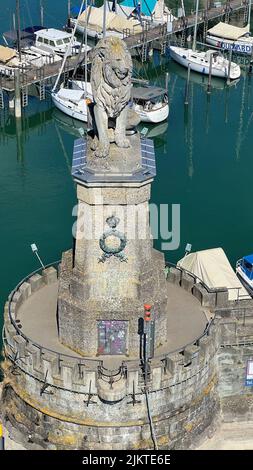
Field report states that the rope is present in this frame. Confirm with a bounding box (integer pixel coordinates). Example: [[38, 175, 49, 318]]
[[52, 0, 86, 92], [25, 0, 34, 30]]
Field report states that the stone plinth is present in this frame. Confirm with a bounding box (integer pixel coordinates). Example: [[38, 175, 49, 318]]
[[57, 133, 168, 357]]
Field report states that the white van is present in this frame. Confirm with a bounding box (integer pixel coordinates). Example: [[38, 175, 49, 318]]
[[34, 28, 90, 56]]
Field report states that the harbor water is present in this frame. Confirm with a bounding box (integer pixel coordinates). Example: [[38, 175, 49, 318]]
[[1, 1, 253, 353]]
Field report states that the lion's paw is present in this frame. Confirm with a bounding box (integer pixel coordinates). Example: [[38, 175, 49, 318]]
[[95, 142, 110, 158], [90, 137, 98, 151], [108, 128, 115, 143], [115, 136, 130, 148]]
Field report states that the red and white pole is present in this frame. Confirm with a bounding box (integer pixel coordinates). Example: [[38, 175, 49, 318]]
[[0, 423, 5, 450]]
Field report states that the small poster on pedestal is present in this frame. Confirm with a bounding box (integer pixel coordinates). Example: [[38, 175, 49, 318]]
[[245, 359, 253, 386]]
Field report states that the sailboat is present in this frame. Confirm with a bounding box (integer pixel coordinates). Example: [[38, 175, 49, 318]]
[[206, 0, 253, 55], [51, 83, 92, 122], [169, 0, 241, 80]]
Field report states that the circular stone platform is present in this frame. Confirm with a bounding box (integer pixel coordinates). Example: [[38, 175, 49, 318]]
[[16, 278, 210, 368]]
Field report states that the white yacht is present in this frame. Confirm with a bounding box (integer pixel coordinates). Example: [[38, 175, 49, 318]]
[[1, 26, 62, 71], [169, 46, 241, 80]]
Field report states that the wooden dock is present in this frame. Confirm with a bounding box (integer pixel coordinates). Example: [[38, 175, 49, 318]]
[[0, 51, 86, 93], [124, 0, 249, 51]]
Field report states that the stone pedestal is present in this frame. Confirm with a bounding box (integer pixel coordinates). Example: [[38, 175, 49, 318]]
[[57, 133, 168, 357]]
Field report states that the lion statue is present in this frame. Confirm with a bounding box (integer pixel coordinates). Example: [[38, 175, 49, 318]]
[[90, 36, 133, 158]]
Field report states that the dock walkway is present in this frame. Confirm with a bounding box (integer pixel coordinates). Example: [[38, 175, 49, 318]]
[[124, 0, 248, 50], [0, 51, 86, 93]]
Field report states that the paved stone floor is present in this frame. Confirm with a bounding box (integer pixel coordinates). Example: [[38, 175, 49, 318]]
[[17, 281, 209, 364]]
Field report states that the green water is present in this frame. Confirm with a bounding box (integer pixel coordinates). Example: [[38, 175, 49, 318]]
[[1, 1, 253, 351]]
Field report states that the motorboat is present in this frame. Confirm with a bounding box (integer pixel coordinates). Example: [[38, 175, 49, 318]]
[[3, 25, 43, 49], [0, 45, 32, 77], [34, 28, 91, 56], [0, 45, 62, 77], [21, 45, 62, 66], [2, 26, 62, 72], [169, 46, 241, 80], [130, 86, 169, 123], [236, 255, 253, 296], [206, 22, 253, 55]]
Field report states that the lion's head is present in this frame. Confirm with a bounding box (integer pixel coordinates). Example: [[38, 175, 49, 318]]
[[91, 37, 132, 117], [102, 37, 132, 88]]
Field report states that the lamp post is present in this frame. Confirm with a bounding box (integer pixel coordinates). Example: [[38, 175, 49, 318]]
[[31, 243, 45, 269]]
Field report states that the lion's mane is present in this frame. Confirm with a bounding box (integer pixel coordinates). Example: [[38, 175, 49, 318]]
[[91, 37, 132, 118]]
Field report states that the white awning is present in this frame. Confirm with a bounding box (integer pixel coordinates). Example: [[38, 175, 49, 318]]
[[57, 88, 84, 103], [177, 247, 250, 301], [207, 22, 250, 41]]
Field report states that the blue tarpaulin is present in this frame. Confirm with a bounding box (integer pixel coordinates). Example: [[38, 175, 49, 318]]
[[243, 254, 253, 266], [119, 0, 157, 17], [71, 4, 88, 16]]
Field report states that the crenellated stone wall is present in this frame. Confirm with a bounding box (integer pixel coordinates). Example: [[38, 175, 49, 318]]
[[2, 263, 253, 449], [1, 264, 221, 450]]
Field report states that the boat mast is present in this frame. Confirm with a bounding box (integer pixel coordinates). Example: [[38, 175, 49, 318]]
[[67, 0, 71, 28], [52, 0, 85, 92], [248, 0, 252, 28], [16, 0, 22, 62], [40, 0, 44, 26], [181, 0, 186, 18], [103, 0, 107, 38], [192, 0, 199, 52]]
